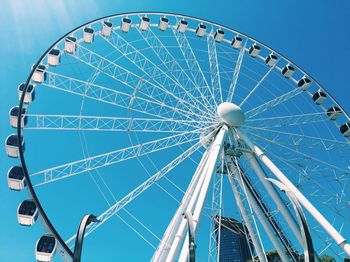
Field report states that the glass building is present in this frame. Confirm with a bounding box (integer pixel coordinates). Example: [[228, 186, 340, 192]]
[[214, 216, 253, 262]]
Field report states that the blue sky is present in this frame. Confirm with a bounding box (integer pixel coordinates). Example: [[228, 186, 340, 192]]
[[0, 0, 349, 261]]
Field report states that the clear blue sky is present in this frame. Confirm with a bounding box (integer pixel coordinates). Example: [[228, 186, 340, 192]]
[[0, 0, 349, 261]]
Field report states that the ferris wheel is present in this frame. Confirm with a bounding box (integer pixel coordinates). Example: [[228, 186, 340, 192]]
[[6, 12, 350, 261]]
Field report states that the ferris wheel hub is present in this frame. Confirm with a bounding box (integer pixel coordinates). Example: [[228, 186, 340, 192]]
[[217, 102, 245, 126]]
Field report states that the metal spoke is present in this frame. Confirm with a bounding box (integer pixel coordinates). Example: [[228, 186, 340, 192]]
[[100, 30, 211, 119], [65, 141, 202, 246], [245, 112, 330, 129], [245, 131, 350, 174], [245, 88, 302, 119], [30, 130, 205, 186], [25, 114, 205, 132], [226, 41, 246, 103], [242, 125, 350, 154], [207, 31, 223, 104], [41, 71, 195, 121], [70, 44, 208, 122]]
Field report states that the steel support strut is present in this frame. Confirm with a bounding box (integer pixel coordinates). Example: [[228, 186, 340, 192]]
[[237, 129, 350, 257], [153, 126, 227, 262], [73, 214, 99, 262]]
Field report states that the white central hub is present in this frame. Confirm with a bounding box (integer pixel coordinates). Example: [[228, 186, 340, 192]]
[[217, 102, 245, 126]]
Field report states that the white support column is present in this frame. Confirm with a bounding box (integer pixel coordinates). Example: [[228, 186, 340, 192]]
[[237, 129, 350, 257], [234, 165, 290, 262], [245, 152, 303, 245], [176, 126, 228, 262], [227, 172, 267, 262], [152, 149, 210, 261]]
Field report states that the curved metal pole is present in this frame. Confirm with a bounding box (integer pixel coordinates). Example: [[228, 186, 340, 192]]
[[266, 178, 316, 262], [184, 212, 196, 262], [73, 214, 100, 262]]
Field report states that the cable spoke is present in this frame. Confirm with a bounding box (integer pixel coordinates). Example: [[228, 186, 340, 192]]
[[100, 30, 211, 119], [25, 114, 206, 132], [245, 88, 302, 119], [171, 25, 217, 109], [65, 141, 202, 246], [30, 130, 206, 186], [240, 59, 278, 107], [226, 41, 246, 103], [207, 31, 223, 103], [136, 26, 214, 117]]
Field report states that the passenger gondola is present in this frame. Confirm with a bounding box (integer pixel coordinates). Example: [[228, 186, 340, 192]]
[[177, 19, 188, 33], [231, 36, 242, 49], [196, 23, 206, 37], [158, 16, 169, 31], [298, 76, 312, 91], [7, 166, 26, 191], [139, 16, 150, 31], [281, 64, 295, 78], [248, 43, 260, 57], [312, 90, 327, 105], [64, 36, 77, 53], [47, 49, 61, 66], [102, 21, 113, 37], [9, 106, 27, 128], [5, 134, 25, 158], [17, 200, 38, 226], [83, 27, 94, 43], [327, 106, 342, 120], [265, 53, 278, 67], [214, 29, 224, 42], [35, 235, 57, 262], [121, 17, 132, 33]]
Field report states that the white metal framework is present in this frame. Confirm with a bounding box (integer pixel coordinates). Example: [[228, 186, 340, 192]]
[[8, 12, 350, 262]]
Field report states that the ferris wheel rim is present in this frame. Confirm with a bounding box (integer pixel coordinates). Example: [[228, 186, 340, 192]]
[[15, 11, 350, 260]]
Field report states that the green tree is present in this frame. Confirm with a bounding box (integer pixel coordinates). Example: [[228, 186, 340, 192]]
[[320, 254, 336, 262]]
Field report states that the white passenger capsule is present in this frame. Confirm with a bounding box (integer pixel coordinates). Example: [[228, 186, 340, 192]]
[[281, 64, 295, 78], [9, 106, 27, 128], [18, 83, 35, 103], [177, 19, 188, 33], [248, 43, 260, 57], [298, 76, 312, 91], [32, 64, 46, 83], [47, 49, 61, 66], [35, 235, 57, 262], [17, 199, 38, 226], [139, 16, 150, 31], [214, 29, 224, 42], [7, 166, 26, 191], [312, 90, 327, 105], [5, 134, 25, 158], [121, 17, 132, 33], [265, 53, 278, 67], [196, 23, 206, 37], [158, 16, 169, 31], [327, 106, 342, 120], [83, 27, 94, 43], [102, 21, 113, 37], [340, 123, 350, 137], [64, 36, 76, 53], [231, 36, 243, 49]]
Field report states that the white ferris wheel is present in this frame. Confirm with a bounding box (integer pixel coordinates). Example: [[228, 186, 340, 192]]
[[6, 12, 350, 261]]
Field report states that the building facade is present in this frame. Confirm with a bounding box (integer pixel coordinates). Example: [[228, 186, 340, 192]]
[[214, 216, 253, 262]]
